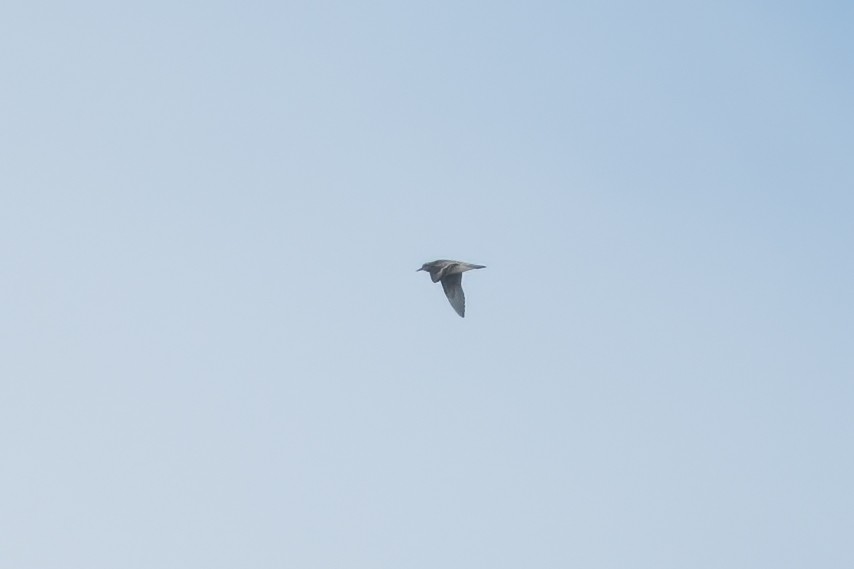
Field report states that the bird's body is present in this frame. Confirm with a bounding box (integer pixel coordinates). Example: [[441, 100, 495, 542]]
[[417, 259, 486, 317]]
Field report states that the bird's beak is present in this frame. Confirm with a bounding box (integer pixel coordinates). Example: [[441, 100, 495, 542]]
[[416, 267, 424, 272]]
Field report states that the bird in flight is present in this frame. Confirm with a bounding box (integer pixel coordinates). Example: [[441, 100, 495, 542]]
[[417, 259, 486, 317]]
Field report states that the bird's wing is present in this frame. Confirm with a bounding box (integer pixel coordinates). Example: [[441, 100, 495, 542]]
[[429, 262, 451, 282], [441, 273, 466, 317]]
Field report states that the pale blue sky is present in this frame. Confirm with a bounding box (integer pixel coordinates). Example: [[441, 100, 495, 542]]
[[2, 1, 853, 567]]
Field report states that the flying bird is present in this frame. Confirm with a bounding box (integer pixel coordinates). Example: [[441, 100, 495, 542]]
[[417, 259, 486, 317]]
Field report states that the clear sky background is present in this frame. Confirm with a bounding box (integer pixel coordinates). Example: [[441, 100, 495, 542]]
[[2, 1, 852, 567]]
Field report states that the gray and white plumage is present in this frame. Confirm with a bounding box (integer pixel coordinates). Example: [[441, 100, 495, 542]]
[[417, 259, 486, 317]]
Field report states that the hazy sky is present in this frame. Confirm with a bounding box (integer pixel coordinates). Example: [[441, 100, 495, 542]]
[[2, 1, 852, 567]]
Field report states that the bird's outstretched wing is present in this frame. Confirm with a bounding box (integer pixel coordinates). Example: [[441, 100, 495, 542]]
[[440, 273, 466, 317]]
